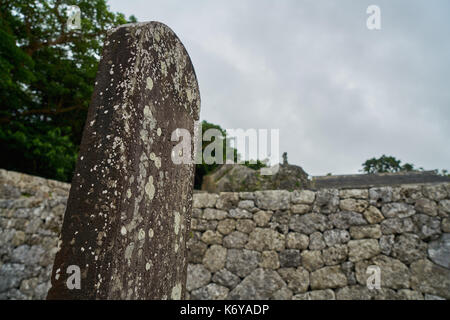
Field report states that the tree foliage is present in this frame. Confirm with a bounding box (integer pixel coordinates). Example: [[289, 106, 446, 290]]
[[0, 0, 136, 181], [361, 155, 416, 174], [194, 120, 266, 189]]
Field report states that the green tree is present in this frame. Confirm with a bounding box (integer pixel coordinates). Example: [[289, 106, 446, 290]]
[[194, 120, 266, 189], [0, 0, 136, 181], [361, 154, 416, 174]]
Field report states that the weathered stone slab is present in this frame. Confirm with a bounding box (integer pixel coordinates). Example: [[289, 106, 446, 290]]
[[47, 22, 200, 299]]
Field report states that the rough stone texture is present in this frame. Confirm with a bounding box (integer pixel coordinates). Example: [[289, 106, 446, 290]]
[[286, 233, 309, 249], [279, 250, 301, 268], [391, 233, 427, 265], [293, 289, 335, 300], [329, 211, 367, 229], [348, 239, 381, 262], [45, 22, 201, 300], [323, 229, 350, 247], [410, 259, 450, 299], [322, 245, 348, 266], [1, 170, 449, 300], [349, 225, 381, 239], [363, 206, 385, 224], [186, 264, 211, 291], [291, 190, 315, 204], [355, 255, 410, 289], [225, 249, 260, 278], [255, 191, 290, 211], [310, 266, 347, 290], [190, 283, 229, 300], [427, 233, 450, 268], [301, 250, 324, 272], [211, 269, 240, 289], [313, 189, 339, 214], [260, 251, 280, 269], [289, 213, 332, 234], [202, 245, 227, 273], [246, 228, 285, 251], [228, 268, 285, 300], [222, 231, 248, 249], [277, 267, 309, 293], [309, 232, 326, 250]]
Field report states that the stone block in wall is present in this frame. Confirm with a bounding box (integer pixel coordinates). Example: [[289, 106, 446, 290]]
[[286, 232, 309, 250], [223, 231, 248, 249], [415, 198, 438, 216], [329, 211, 367, 229], [228, 268, 285, 300], [369, 187, 394, 205], [291, 190, 315, 204], [380, 217, 415, 235], [300, 250, 324, 272], [310, 266, 347, 290], [228, 208, 252, 219], [410, 259, 450, 299], [279, 250, 301, 268], [202, 245, 227, 273], [246, 228, 285, 251], [347, 239, 380, 262], [235, 219, 255, 234], [211, 269, 240, 289], [427, 233, 450, 268], [363, 206, 385, 224], [349, 225, 382, 239], [226, 249, 261, 278], [322, 245, 348, 266], [339, 199, 368, 213], [193, 193, 219, 208], [254, 190, 290, 211], [355, 255, 410, 289], [215, 192, 239, 210], [186, 264, 211, 291], [323, 229, 350, 247], [216, 219, 236, 235], [313, 189, 339, 214], [381, 202, 415, 219], [339, 189, 368, 200], [190, 283, 229, 300], [253, 210, 272, 227], [293, 289, 335, 300], [203, 208, 228, 220], [289, 213, 332, 235], [277, 267, 309, 293], [260, 251, 280, 269], [412, 214, 441, 240], [391, 233, 427, 264], [422, 184, 448, 201]]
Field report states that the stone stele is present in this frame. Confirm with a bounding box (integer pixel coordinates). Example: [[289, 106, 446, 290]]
[[46, 21, 200, 299]]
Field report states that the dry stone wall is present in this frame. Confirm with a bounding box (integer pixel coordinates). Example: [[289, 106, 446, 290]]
[[1, 169, 449, 299], [187, 186, 450, 300]]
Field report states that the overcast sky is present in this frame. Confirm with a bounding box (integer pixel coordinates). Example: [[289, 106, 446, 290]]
[[108, 0, 449, 176]]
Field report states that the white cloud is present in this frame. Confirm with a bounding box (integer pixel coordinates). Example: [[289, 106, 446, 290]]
[[108, 0, 450, 175]]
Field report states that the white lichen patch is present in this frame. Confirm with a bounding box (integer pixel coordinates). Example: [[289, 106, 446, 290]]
[[138, 228, 145, 241], [145, 176, 155, 200], [148, 228, 154, 238], [124, 242, 135, 262], [143, 105, 152, 117], [146, 77, 153, 90], [171, 283, 182, 300], [121, 226, 127, 236], [157, 128, 162, 136], [127, 188, 132, 199], [174, 211, 181, 235]]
